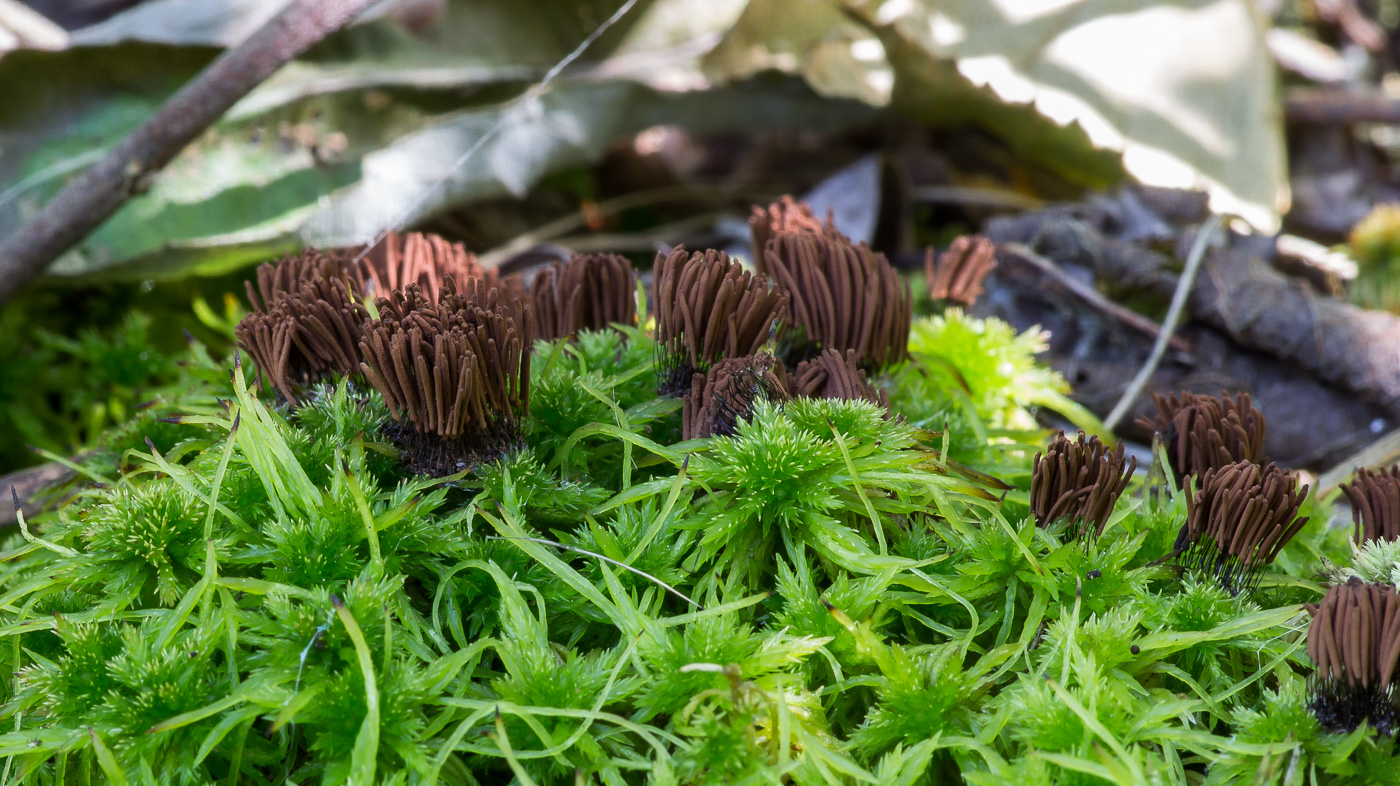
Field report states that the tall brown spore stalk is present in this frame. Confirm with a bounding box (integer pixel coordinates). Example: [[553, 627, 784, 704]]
[[1138, 391, 1266, 487], [235, 249, 368, 404], [653, 247, 788, 397], [1306, 578, 1400, 734], [1176, 461, 1309, 596]]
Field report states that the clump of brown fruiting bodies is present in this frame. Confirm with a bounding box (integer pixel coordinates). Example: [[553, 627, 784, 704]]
[[236, 204, 920, 469], [925, 235, 999, 308], [1342, 465, 1400, 544], [530, 253, 637, 342], [358, 280, 531, 477], [748, 196, 834, 276], [1138, 390, 1266, 487], [1306, 578, 1400, 735], [791, 348, 889, 411], [1030, 430, 1135, 540], [353, 230, 522, 304], [235, 249, 368, 405], [1175, 460, 1309, 596], [761, 228, 911, 372], [653, 247, 788, 397], [235, 232, 535, 477], [682, 354, 789, 441]]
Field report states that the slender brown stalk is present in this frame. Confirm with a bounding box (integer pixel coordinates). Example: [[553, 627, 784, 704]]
[[653, 247, 788, 396], [1342, 465, 1400, 544], [1306, 578, 1400, 734], [1177, 461, 1309, 596], [1030, 430, 1136, 539]]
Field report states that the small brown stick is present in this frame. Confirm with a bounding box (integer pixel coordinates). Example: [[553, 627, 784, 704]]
[[1286, 87, 1400, 126], [1102, 213, 1223, 431], [0, 0, 379, 308], [0, 461, 77, 529], [990, 214, 1400, 421]]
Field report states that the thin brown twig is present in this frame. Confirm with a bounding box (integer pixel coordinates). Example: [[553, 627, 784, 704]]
[[997, 244, 1192, 353], [1102, 213, 1224, 431], [0, 0, 378, 308]]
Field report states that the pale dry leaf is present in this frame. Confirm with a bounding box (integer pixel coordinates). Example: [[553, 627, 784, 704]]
[[707, 0, 1288, 231]]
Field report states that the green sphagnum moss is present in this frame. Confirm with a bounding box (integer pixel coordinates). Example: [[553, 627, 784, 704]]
[[0, 298, 1375, 786]]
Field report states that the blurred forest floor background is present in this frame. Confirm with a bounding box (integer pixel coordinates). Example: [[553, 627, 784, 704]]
[[3, 0, 1400, 493]]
